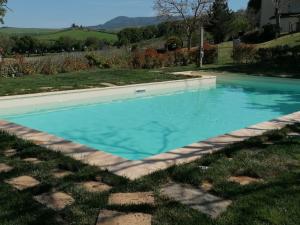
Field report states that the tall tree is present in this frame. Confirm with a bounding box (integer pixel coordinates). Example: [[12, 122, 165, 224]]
[[0, 0, 8, 24], [154, 0, 213, 50], [247, 0, 261, 27], [207, 0, 233, 43], [273, 0, 281, 37]]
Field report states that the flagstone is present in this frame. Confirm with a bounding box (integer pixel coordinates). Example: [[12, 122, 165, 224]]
[[52, 170, 74, 178], [22, 158, 42, 164], [0, 163, 13, 173], [200, 180, 214, 192], [160, 182, 232, 218], [96, 210, 152, 225], [78, 181, 112, 193], [108, 192, 155, 206], [5, 176, 40, 190], [228, 176, 263, 186], [3, 149, 17, 157], [34, 192, 74, 210]]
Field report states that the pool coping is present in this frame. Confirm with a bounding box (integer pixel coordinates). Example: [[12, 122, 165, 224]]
[[1, 79, 300, 180]]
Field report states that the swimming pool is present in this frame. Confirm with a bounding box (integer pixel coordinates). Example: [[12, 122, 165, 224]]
[[1, 75, 300, 160]]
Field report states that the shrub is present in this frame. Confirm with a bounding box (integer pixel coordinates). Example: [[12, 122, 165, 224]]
[[165, 36, 183, 51], [189, 43, 218, 65], [232, 44, 257, 64]]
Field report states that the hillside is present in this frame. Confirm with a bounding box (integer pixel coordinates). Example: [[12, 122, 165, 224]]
[[0, 27, 60, 35], [90, 16, 162, 31], [258, 32, 300, 48]]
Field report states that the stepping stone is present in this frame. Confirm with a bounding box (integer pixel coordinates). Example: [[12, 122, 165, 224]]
[[200, 180, 213, 192], [160, 182, 232, 218], [0, 163, 13, 173], [22, 158, 42, 164], [287, 132, 300, 137], [5, 176, 40, 190], [79, 181, 112, 193], [52, 170, 74, 179], [108, 192, 155, 206], [3, 149, 17, 157], [96, 210, 152, 225], [228, 176, 263, 186], [34, 192, 74, 211], [101, 83, 116, 87]]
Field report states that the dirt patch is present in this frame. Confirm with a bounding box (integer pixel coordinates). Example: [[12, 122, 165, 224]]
[[5, 176, 40, 190], [201, 180, 214, 192], [79, 181, 112, 193], [108, 192, 155, 206], [0, 163, 13, 173], [96, 210, 152, 225], [228, 176, 263, 186], [34, 192, 74, 211]]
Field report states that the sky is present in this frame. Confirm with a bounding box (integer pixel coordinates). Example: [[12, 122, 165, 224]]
[[3, 0, 249, 28]]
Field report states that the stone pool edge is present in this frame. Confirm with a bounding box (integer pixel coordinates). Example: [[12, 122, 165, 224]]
[[1, 111, 300, 180]]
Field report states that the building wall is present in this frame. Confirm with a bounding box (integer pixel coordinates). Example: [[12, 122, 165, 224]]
[[260, 0, 300, 33]]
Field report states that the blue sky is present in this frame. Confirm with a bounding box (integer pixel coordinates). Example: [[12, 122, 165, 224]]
[[3, 0, 249, 28]]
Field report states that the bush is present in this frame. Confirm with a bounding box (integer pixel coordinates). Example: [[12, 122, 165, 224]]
[[255, 45, 300, 65], [242, 25, 276, 44], [232, 44, 257, 64], [189, 43, 218, 65], [165, 36, 183, 51]]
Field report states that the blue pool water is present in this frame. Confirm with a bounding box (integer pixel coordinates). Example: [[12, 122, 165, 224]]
[[2, 75, 300, 160]]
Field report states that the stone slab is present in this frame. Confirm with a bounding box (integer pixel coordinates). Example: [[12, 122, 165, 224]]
[[96, 210, 152, 225], [0, 163, 13, 173], [52, 170, 74, 178], [22, 158, 42, 164], [228, 176, 263, 186], [160, 182, 232, 218], [108, 192, 155, 206], [34, 192, 74, 210], [79, 181, 112, 193], [5, 176, 40, 190], [3, 149, 17, 157]]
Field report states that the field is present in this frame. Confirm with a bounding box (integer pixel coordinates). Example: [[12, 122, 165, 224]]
[[0, 27, 60, 35], [0, 27, 118, 42]]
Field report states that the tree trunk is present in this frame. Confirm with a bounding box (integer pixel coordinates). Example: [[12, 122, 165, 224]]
[[187, 34, 192, 51]]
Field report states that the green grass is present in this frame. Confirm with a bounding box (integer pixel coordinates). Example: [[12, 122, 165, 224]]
[[0, 27, 61, 36], [0, 68, 189, 96], [0, 27, 118, 42], [36, 29, 117, 42], [1, 121, 299, 225], [259, 32, 300, 48]]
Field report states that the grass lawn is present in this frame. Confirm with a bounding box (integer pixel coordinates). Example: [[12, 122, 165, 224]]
[[1, 121, 299, 225], [37, 29, 117, 42], [0, 68, 188, 96], [0, 27, 61, 36]]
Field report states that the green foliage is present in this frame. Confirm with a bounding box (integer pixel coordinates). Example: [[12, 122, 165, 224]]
[[0, 0, 7, 24], [165, 36, 183, 51], [208, 0, 233, 43], [232, 44, 257, 64]]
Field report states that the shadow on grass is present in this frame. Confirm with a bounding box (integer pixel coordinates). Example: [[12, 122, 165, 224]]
[[203, 64, 300, 78]]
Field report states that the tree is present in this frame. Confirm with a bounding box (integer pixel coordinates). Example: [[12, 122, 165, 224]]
[[229, 10, 251, 38], [207, 0, 233, 43], [154, 0, 213, 50], [247, 0, 261, 27], [273, 0, 281, 37], [0, 0, 8, 24]]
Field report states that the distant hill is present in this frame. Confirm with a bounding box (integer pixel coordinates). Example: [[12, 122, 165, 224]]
[[89, 16, 163, 31]]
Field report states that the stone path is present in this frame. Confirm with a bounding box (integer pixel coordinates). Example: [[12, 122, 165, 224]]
[[108, 192, 155, 206], [228, 176, 263, 186], [34, 192, 74, 211], [0, 163, 13, 173], [22, 158, 42, 164], [78, 181, 112, 193], [160, 182, 232, 218], [52, 170, 74, 178], [96, 210, 152, 225], [5, 176, 40, 190], [101, 83, 117, 87], [3, 149, 17, 157]]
